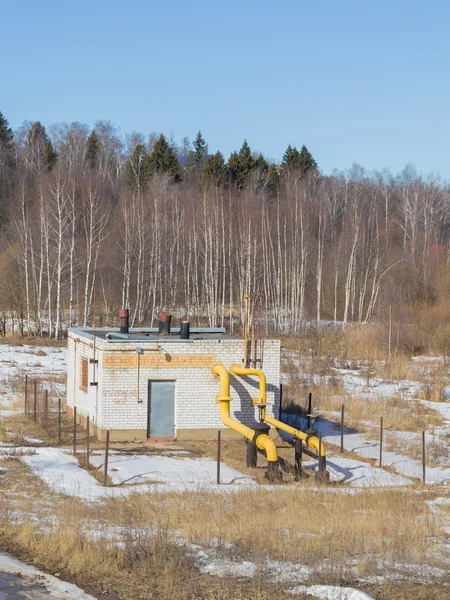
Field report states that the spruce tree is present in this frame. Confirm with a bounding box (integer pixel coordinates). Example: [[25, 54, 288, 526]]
[[27, 121, 48, 145], [146, 134, 181, 182], [227, 151, 241, 185], [85, 130, 99, 169], [0, 112, 13, 144], [27, 122, 57, 172], [227, 140, 256, 188], [281, 143, 318, 176], [192, 130, 208, 167], [237, 140, 255, 185], [202, 152, 227, 184], [44, 141, 58, 171], [281, 144, 301, 169], [298, 145, 318, 174]]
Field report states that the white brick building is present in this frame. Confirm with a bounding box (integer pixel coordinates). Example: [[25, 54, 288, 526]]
[[66, 318, 280, 442]]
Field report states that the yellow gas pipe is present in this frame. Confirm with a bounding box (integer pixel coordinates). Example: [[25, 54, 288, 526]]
[[212, 364, 278, 467], [229, 364, 326, 472]]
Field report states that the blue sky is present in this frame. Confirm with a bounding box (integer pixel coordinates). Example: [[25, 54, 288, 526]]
[[1, 0, 449, 177]]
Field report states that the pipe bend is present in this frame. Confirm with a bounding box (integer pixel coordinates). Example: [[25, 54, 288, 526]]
[[229, 364, 266, 404], [255, 433, 278, 462], [213, 363, 278, 464], [212, 364, 232, 402]]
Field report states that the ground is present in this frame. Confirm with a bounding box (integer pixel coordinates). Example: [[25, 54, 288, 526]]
[[0, 340, 450, 599]]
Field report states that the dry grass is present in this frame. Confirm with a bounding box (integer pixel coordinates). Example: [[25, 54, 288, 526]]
[[0, 451, 449, 599], [374, 356, 416, 381], [3, 408, 79, 446], [281, 372, 443, 434], [0, 335, 65, 347], [417, 365, 450, 402]]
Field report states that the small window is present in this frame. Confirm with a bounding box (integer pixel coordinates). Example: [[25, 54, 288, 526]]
[[80, 357, 88, 392]]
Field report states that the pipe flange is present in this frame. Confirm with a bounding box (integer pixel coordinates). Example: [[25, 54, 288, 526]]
[[253, 422, 270, 445]]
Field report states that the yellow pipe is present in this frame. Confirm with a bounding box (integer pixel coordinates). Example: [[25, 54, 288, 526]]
[[212, 364, 278, 463], [230, 364, 266, 404], [230, 365, 325, 458]]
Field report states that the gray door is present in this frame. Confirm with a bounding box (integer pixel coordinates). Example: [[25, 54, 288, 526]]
[[147, 380, 175, 438]]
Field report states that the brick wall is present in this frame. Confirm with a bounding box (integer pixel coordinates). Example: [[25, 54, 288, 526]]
[[67, 331, 280, 435]]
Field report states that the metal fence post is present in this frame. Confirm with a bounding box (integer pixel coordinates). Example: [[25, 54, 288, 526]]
[[33, 380, 37, 423], [24, 374, 28, 414], [379, 416, 383, 467], [86, 416, 90, 467], [44, 390, 48, 430], [295, 438, 303, 480], [104, 430, 110, 486], [422, 431, 426, 484], [73, 407, 77, 455], [58, 398, 62, 442], [340, 404, 344, 453], [217, 430, 221, 484]]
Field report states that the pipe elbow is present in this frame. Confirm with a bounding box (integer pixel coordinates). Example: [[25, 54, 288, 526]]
[[255, 433, 278, 463], [229, 364, 267, 404], [212, 364, 232, 402], [309, 436, 326, 457]]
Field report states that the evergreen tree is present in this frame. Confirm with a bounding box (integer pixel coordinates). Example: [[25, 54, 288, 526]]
[[281, 144, 301, 169], [227, 140, 256, 188], [146, 134, 181, 181], [27, 122, 58, 172], [202, 152, 227, 184], [192, 130, 208, 167], [0, 112, 13, 144], [298, 145, 318, 174], [124, 144, 150, 189], [44, 141, 58, 172], [238, 140, 255, 185], [85, 130, 99, 169], [281, 143, 318, 176], [227, 151, 241, 185], [255, 153, 269, 172]]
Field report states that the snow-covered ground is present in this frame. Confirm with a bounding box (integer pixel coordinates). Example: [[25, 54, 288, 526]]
[[0, 551, 95, 599], [1, 447, 257, 499]]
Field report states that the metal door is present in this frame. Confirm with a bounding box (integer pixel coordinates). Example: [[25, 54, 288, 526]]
[[147, 380, 175, 438]]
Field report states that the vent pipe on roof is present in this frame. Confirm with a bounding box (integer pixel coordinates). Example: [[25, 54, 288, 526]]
[[119, 308, 129, 334], [158, 311, 172, 335], [180, 321, 190, 340]]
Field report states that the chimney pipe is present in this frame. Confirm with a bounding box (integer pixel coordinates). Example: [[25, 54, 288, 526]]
[[118, 308, 129, 334], [180, 321, 190, 340], [158, 311, 172, 336]]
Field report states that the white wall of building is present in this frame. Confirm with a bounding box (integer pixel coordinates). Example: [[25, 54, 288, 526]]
[[67, 331, 280, 437]]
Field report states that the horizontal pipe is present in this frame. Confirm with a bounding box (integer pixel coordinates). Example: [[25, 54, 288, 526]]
[[263, 413, 326, 457], [230, 365, 326, 459], [230, 364, 266, 404]]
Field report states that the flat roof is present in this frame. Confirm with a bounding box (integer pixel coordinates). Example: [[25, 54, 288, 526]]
[[68, 327, 235, 343]]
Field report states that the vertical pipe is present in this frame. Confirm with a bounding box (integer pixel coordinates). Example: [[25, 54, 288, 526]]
[[295, 438, 302, 480], [422, 431, 426, 484], [251, 295, 256, 367], [243, 294, 249, 367], [44, 389, 48, 429], [33, 380, 37, 423], [86, 416, 90, 467], [58, 398, 61, 442], [340, 404, 344, 453], [379, 416, 383, 467], [307, 393, 312, 429], [24, 374, 28, 414], [104, 430, 110, 486], [73, 406, 77, 455], [217, 430, 221, 484], [246, 442, 257, 468], [279, 383, 283, 419]]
